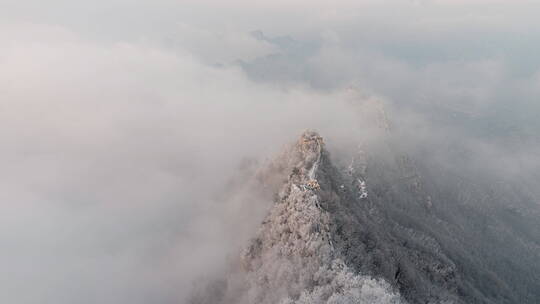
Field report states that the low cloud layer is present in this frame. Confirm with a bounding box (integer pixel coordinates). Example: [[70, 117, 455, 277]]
[[0, 23, 391, 304], [1, 1, 539, 303]]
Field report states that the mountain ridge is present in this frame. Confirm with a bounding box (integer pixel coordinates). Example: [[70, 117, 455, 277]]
[[190, 129, 540, 304]]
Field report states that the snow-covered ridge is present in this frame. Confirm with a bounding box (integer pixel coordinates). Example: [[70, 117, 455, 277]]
[[190, 129, 540, 304], [189, 131, 404, 304], [235, 131, 403, 304]]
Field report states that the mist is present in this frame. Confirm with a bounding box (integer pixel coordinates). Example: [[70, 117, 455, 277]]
[[1, 1, 539, 303]]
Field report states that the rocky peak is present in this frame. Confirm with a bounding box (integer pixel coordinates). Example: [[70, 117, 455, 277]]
[[288, 130, 324, 189], [190, 128, 540, 304], [191, 131, 503, 304], [189, 131, 404, 304]]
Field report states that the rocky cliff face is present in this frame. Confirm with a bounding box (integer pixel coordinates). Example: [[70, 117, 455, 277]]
[[190, 130, 540, 304]]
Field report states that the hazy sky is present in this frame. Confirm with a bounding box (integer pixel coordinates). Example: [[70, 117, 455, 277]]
[[1, 1, 539, 303]]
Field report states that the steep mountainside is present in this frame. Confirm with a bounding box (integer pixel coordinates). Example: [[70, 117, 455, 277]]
[[190, 130, 540, 304]]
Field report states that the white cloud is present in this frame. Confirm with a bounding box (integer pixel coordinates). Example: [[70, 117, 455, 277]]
[[1, 1, 539, 303], [0, 23, 393, 304]]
